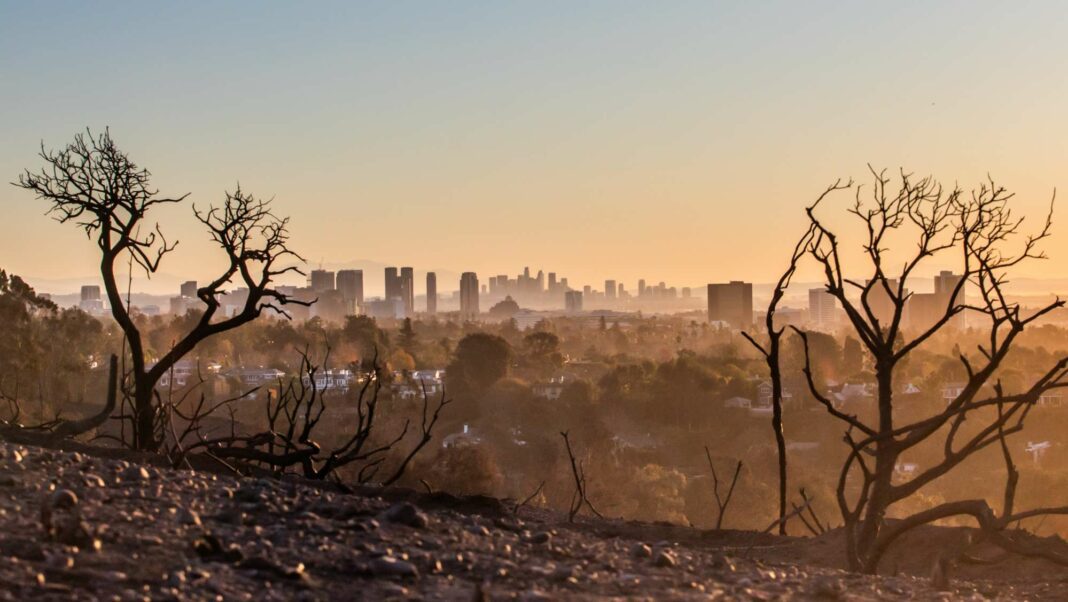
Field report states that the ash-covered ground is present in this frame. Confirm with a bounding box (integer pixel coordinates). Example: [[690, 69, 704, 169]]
[[0, 438, 1063, 601]]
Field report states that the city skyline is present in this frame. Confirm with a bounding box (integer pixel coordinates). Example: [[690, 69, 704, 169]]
[[4, 2, 1068, 289]]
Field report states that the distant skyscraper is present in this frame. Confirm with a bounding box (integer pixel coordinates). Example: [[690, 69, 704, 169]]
[[682, 287, 692, 298], [337, 270, 364, 312], [400, 267, 415, 315], [460, 272, 479, 321], [80, 285, 103, 314], [707, 281, 753, 329], [169, 296, 188, 316], [605, 280, 617, 300], [310, 269, 335, 293], [548, 272, 557, 292], [866, 278, 904, 327], [180, 281, 197, 299], [385, 267, 401, 301], [910, 271, 964, 331], [934, 270, 964, 300], [565, 290, 583, 313], [426, 272, 437, 315], [617, 282, 625, 298], [638, 279, 647, 297], [80, 285, 100, 302], [808, 288, 837, 328], [583, 285, 592, 297]]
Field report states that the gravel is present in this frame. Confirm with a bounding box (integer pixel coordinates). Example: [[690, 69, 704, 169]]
[[0, 439, 1057, 600]]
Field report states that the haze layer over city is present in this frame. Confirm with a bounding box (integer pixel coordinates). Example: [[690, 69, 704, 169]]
[[4, 2, 1068, 600]]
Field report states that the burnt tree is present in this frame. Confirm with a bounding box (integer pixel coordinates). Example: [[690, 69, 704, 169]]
[[741, 184, 843, 532], [15, 129, 307, 451], [791, 167, 1068, 573]]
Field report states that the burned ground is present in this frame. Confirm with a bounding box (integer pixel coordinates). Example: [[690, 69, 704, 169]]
[[0, 437, 1065, 600]]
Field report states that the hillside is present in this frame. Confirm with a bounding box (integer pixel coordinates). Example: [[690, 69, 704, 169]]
[[0, 437, 1064, 600]]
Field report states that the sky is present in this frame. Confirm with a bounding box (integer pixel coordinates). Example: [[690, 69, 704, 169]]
[[2, 1, 1067, 295]]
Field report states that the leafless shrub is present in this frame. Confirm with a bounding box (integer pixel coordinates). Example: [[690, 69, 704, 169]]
[[704, 446, 742, 530], [560, 430, 603, 522]]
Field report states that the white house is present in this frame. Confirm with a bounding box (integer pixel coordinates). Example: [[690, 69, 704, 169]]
[[532, 377, 568, 400], [724, 396, 753, 409]]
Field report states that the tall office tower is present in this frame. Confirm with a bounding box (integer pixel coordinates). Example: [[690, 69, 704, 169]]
[[583, 285, 592, 297], [488, 276, 498, 294], [180, 281, 197, 298], [560, 277, 569, 290], [707, 281, 754, 329], [385, 267, 401, 301], [931, 270, 974, 328], [617, 283, 625, 298], [565, 290, 583, 313], [808, 288, 837, 328], [337, 270, 364, 311], [400, 267, 415, 315], [548, 272, 557, 292], [426, 272, 437, 315], [563, 290, 580, 313], [605, 280, 617, 300], [536, 270, 545, 293], [681, 287, 692, 298], [460, 272, 480, 320], [310, 269, 336, 293], [81, 285, 101, 303], [934, 270, 964, 301], [866, 278, 904, 326], [638, 279, 647, 297]]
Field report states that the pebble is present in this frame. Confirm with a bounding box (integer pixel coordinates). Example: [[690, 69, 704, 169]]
[[370, 556, 419, 579], [632, 543, 653, 558], [121, 466, 150, 482], [528, 531, 552, 545], [812, 575, 846, 599], [384, 503, 428, 529], [654, 550, 677, 568], [51, 489, 79, 510]]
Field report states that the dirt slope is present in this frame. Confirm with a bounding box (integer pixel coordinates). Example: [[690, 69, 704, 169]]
[[0, 437, 1062, 600]]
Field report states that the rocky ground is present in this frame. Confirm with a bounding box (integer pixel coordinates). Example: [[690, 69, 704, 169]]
[[0, 438, 1065, 601]]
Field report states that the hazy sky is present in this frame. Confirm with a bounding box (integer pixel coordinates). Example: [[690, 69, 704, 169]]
[[2, 1, 1067, 295]]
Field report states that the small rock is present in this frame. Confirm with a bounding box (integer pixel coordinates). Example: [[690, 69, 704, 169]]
[[632, 543, 653, 558], [812, 575, 845, 599], [552, 564, 576, 582], [654, 550, 677, 568], [370, 556, 419, 579], [122, 466, 150, 482], [237, 556, 306, 580], [384, 502, 428, 529], [528, 531, 552, 545], [192, 534, 243, 563], [51, 489, 79, 510], [179, 509, 202, 527]]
